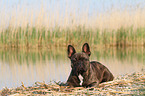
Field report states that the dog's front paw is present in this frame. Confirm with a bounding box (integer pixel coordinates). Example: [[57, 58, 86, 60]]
[[54, 81, 69, 86], [59, 82, 69, 86], [83, 82, 99, 88]]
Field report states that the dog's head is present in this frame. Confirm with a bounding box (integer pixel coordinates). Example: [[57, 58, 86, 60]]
[[68, 43, 91, 76]]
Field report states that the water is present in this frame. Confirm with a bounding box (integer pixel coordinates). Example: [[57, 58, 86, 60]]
[[0, 47, 144, 90]]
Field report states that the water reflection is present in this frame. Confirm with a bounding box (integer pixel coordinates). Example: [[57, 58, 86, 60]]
[[0, 47, 144, 89]]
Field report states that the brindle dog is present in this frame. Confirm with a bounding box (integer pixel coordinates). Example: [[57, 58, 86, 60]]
[[66, 43, 114, 87]]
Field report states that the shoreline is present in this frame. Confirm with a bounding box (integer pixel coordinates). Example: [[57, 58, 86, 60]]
[[1, 71, 145, 95]]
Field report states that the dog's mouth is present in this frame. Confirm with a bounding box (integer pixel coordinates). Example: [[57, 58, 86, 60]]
[[72, 66, 86, 76], [78, 67, 87, 75], [78, 70, 84, 75]]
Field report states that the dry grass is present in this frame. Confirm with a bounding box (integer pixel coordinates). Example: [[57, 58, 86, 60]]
[[1, 4, 145, 31], [0, 2, 145, 47], [1, 71, 145, 95]]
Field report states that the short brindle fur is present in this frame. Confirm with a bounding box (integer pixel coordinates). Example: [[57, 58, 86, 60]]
[[67, 43, 114, 87]]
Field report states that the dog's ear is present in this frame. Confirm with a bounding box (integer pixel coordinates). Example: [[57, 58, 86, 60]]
[[82, 43, 91, 56], [68, 45, 76, 58]]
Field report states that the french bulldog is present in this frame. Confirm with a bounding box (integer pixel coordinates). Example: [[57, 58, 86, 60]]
[[66, 43, 114, 87]]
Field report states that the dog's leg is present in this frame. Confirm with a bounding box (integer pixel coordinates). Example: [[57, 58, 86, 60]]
[[101, 69, 114, 83], [83, 82, 99, 88], [67, 70, 80, 87], [89, 82, 99, 87]]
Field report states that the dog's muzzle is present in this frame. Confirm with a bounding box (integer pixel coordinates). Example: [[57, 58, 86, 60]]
[[77, 63, 87, 74]]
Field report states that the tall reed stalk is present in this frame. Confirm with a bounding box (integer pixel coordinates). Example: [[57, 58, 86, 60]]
[[0, 4, 145, 48]]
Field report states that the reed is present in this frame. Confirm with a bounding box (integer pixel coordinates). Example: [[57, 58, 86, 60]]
[[0, 27, 144, 48], [0, 4, 145, 48]]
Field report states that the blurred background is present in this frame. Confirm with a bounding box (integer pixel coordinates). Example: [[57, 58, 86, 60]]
[[0, 0, 145, 89]]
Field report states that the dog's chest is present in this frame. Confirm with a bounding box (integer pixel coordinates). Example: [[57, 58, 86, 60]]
[[78, 74, 83, 85]]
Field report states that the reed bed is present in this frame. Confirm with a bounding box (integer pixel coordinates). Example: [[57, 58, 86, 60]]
[[1, 71, 145, 95], [0, 4, 145, 48], [0, 26, 145, 48]]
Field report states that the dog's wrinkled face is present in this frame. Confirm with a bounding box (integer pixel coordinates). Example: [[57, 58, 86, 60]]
[[70, 53, 90, 75], [68, 43, 91, 76]]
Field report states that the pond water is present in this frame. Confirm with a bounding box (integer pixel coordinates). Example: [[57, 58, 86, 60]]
[[0, 47, 144, 90]]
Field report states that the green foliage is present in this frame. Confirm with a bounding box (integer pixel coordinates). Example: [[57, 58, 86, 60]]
[[0, 26, 144, 48]]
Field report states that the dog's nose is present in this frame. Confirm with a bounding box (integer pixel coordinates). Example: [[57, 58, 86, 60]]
[[79, 63, 83, 68], [78, 63, 84, 70]]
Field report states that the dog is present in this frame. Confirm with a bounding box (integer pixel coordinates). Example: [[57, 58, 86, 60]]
[[66, 43, 114, 87]]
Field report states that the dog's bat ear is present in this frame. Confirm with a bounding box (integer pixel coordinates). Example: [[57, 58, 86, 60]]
[[68, 45, 76, 58], [82, 43, 91, 56]]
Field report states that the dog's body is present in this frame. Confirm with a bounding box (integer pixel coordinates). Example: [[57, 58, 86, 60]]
[[66, 43, 114, 87]]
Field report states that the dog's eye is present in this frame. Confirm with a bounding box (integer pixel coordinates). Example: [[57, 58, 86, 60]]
[[71, 64, 73, 67], [84, 59, 88, 61], [71, 60, 76, 62], [71, 58, 76, 62]]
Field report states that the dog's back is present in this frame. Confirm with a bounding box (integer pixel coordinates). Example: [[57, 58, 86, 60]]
[[81, 61, 114, 87], [90, 61, 114, 83]]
